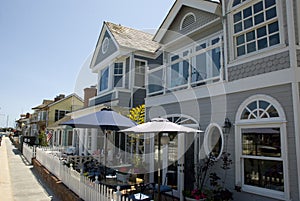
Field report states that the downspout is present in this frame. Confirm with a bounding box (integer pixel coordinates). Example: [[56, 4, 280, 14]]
[[222, 0, 229, 81], [286, 0, 300, 200]]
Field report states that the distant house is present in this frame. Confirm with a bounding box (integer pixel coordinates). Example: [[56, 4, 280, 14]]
[[46, 93, 84, 147]]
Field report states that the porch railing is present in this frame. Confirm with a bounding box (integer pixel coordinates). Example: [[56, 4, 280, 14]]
[[23, 144, 131, 201]]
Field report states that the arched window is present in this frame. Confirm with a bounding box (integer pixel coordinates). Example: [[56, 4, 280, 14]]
[[180, 13, 196, 30], [235, 94, 288, 200]]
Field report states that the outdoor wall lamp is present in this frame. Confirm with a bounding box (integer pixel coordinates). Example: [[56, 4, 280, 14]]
[[222, 118, 232, 134]]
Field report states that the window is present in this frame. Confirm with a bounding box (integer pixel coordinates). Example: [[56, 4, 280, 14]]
[[134, 60, 146, 87], [169, 52, 189, 88], [232, 0, 280, 57], [148, 68, 164, 94], [101, 37, 109, 54], [87, 129, 92, 150], [236, 95, 287, 199], [55, 110, 69, 121], [180, 13, 196, 30], [191, 37, 221, 84], [114, 62, 123, 87], [204, 123, 224, 159], [99, 67, 109, 92]]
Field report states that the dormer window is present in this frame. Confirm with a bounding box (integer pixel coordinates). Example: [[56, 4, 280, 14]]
[[180, 12, 196, 30]]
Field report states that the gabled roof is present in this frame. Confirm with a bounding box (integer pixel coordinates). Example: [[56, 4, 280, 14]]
[[47, 93, 83, 107], [105, 22, 160, 53], [32, 100, 54, 110], [153, 0, 221, 43]]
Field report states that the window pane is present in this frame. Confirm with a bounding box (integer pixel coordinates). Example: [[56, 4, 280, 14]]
[[114, 75, 122, 87], [212, 38, 220, 45], [237, 35, 245, 45], [234, 22, 243, 33], [246, 30, 255, 42], [171, 55, 179, 62], [247, 42, 256, 53], [237, 45, 245, 56], [244, 158, 284, 191], [269, 34, 280, 46], [194, 53, 207, 80], [244, 18, 253, 29], [247, 101, 257, 111], [234, 12, 242, 23], [254, 1, 263, 13], [196, 43, 206, 51], [148, 69, 163, 93], [254, 13, 264, 25], [269, 21, 279, 34], [257, 26, 267, 38], [266, 7, 277, 20], [267, 105, 279, 117], [258, 38, 268, 49], [265, 0, 276, 8], [233, 0, 241, 7], [243, 7, 252, 18], [207, 127, 222, 158], [100, 68, 109, 91], [212, 47, 221, 77], [183, 50, 189, 57], [242, 128, 281, 157], [259, 100, 269, 110], [241, 109, 250, 119]]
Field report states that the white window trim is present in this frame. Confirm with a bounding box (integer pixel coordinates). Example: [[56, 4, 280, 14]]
[[113, 61, 125, 88], [228, 0, 285, 62], [133, 59, 147, 88], [235, 94, 289, 200], [203, 123, 224, 160], [180, 12, 196, 30]]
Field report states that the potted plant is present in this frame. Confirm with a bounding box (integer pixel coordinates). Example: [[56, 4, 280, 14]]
[[183, 152, 233, 201]]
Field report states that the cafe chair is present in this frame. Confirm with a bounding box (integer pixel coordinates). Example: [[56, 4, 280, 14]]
[[128, 182, 155, 201]]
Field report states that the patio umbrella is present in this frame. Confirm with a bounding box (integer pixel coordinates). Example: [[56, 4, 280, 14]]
[[60, 108, 137, 130], [60, 108, 137, 176], [120, 118, 202, 201]]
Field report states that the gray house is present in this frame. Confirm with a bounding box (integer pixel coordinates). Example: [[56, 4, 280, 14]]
[[145, 0, 300, 201]]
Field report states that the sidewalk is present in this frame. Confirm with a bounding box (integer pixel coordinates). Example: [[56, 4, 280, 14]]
[[0, 137, 56, 201]]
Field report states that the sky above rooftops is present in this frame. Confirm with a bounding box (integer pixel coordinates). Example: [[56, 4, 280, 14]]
[[0, 0, 175, 127]]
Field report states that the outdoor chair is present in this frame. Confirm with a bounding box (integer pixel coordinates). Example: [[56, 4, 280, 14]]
[[155, 172, 174, 201], [128, 182, 155, 201]]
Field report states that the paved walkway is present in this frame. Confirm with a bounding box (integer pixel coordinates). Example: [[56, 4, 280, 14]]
[[0, 137, 57, 201]]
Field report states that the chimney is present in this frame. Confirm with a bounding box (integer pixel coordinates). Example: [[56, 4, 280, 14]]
[[84, 86, 97, 107], [54, 94, 65, 102]]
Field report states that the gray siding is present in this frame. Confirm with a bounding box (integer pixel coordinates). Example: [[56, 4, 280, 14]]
[[228, 51, 290, 81], [297, 49, 300, 67], [161, 6, 219, 44], [94, 31, 118, 66], [146, 84, 298, 200], [118, 91, 131, 107]]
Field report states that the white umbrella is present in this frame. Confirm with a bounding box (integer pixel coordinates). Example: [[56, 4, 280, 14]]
[[120, 118, 202, 200], [120, 117, 202, 133]]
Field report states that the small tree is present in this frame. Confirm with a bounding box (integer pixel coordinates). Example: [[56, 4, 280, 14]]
[[128, 104, 145, 125]]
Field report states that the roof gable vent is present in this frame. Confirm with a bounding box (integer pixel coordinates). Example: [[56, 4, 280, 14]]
[[180, 12, 196, 30]]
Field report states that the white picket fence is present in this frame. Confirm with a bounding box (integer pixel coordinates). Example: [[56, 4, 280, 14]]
[[23, 144, 132, 201]]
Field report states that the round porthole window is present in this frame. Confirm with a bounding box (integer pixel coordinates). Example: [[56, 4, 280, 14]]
[[204, 123, 224, 160], [101, 37, 109, 54]]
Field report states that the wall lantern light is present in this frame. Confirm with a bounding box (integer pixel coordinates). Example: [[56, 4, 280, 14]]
[[222, 118, 232, 134]]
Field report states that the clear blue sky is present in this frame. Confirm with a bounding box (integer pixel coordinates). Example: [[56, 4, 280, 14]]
[[0, 0, 175, 127]]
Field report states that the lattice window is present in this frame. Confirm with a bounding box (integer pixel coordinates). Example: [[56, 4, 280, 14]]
[[180, 13, 196, 30]]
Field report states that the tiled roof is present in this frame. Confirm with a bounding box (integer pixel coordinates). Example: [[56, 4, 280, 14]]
[[106, 22, 160, 53]]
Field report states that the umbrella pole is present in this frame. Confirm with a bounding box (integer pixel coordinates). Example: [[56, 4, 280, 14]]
[[158, 132, 161, 201], [104, 129, 107, 180]]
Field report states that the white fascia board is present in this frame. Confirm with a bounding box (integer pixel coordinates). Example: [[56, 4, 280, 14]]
[[154, 0, 221, 43], [146, 68, 294, 106]]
